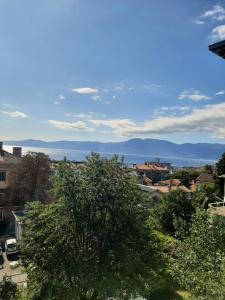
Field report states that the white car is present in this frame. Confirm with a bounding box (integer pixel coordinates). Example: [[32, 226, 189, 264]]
[[5, 238, 19, 255]]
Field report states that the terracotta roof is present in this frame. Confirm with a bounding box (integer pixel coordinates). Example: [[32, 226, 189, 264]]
[[143, 177, 152, 186], [155, 185, 191, 193], [156, 179, 181, 186], [136, 164, 151, 171], [196, 173, 214, 183], [136, 163, 168, 172]]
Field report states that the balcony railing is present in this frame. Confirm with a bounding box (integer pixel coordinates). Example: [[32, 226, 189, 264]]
[[208, 201, 225, 209]]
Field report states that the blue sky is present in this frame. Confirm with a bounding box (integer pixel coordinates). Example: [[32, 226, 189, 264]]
[[1, 0, 225, 143]]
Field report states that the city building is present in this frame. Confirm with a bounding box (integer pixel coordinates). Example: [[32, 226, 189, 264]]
[[136, 163, 170, 183], [0, 142, 22, 207]]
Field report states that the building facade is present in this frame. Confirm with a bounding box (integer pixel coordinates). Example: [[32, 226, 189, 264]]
[[0, 142, 22, 207]]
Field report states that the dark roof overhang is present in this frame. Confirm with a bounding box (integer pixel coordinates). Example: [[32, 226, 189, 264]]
[[209, 40, 225, 59]]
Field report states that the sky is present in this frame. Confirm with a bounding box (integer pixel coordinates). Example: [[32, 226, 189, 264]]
[[1, 0, 225, 144]]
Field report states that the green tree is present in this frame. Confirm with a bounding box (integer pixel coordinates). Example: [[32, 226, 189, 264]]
[[193, 183, 220, 209], [204, 164, 213, 174], [171, 210, 225, 300], [156, 190, 194, 238], [0, 277, 17, 300], [216, 152, 225, 197], [9, 152, 51, 205], [171, 169, 200, 188], [21, 154, 163, 300], [216, 152, 225, 176]]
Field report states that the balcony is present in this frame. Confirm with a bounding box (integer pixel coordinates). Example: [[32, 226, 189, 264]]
[[209, 201, 225, 217]]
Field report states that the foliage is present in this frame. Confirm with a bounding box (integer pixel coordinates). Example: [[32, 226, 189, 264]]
[[171, 209, 225, 300], [216, 152, 225, 196], [171, 169, 200, 188], [9, 152, 51, 205], [204, 164, 213, 174], [21, 153, 163, 300], [216, 152, 225, 176], [193, 183, 220, 209], [155, 190, 194, 238], [0, 277, 17, 300]]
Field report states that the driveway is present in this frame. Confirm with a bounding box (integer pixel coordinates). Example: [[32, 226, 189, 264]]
[[0, 252, 27, 286]]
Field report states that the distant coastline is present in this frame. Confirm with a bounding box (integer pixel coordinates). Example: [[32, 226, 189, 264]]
[[4, 144, 217, 167], [3, 138, 225, 161]]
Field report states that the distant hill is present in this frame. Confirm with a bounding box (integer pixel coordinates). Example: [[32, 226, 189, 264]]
[[3, 138, 225, 161]]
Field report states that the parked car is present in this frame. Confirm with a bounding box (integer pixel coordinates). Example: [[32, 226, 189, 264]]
[[5, 238, 19, 255]]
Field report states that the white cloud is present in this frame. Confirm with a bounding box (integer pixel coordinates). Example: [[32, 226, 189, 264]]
[[59, 94, 65, 100], [65, 113, 93, 119], [48, 119, 94, 131], [85, 103, 225, 139], [100, 102, 225, 139], [91, 95, 102, 101], [72, 87, 98, 94], [195, 4, 225, 24], [153, 106, 191, 116], [178, 90, 211, 101], [143, 84, 161, 92], [210, 24, 225, 41], [65, 112, 106, 119], [112, 84, 124, 92], [216, 90, 225, 95], [1, 110, 29, 118], [194, 20, 205, 25], [89, 118, 135, 135], [2, 103, 14, 108]]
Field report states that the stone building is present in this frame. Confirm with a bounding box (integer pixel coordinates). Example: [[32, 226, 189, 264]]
[[0, 142, 22, 207], [136, 163, 170, 184]]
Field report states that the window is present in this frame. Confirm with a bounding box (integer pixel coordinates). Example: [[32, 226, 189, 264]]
[[0, 171, 6, 182]]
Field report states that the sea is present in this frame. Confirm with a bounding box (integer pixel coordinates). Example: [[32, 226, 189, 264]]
[[4, 145, 217, 168]]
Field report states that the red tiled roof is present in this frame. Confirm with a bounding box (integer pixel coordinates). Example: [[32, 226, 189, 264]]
[[154, 185, 191, 193], [156, 179, 181, 186], [196, 173, 214, 183], [136, 164, 151, 171], [143, 177, 152, 186], [136, 163, 168, 172]]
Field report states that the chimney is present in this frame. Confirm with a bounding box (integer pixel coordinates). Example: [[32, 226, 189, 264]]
[[13, 147, 22, 158], [0, 142, 3, 151]]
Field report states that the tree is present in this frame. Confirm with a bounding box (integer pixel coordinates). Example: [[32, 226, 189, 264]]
[[9, 152, 51, 205], [0, 277, 17, 300], [171, 169, 200, 188], [204, 164, 213, 175], [216, 152, 225, 197], [156, 190, 194, 238], [21, 154, 163, 300], [193, 183, 220, 209], [216, 152, 225, 176], [171, 210, 225, 299]]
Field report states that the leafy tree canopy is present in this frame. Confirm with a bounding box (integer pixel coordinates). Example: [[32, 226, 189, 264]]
[[193, 183, 220, 209], [155, 190, 194, 238], [21, 154, 163, 300], [216, 152, 225, 176], [171, 169, 200, 188], [171, 210, 225, 300]]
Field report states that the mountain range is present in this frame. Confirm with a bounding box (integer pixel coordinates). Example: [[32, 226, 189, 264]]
[[3, 138, 225, 161]]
